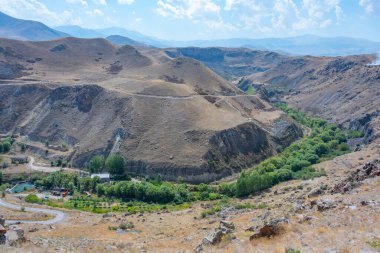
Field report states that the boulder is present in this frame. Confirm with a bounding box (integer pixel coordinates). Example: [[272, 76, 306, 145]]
[[293, 202, 307, 212], [196, 220, 235, 252], [219, 220, 235, 233], [316, 199, 337, 211], [6, 225, 25, 246], [307, 187, 324, 197], [102, 212, 115, 218], [249, 217, 289, 240], [202, 229, 224, 245]]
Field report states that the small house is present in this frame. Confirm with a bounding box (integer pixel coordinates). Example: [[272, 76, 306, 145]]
[[91, 173, 111, 183], [10, 156, 29, 164]]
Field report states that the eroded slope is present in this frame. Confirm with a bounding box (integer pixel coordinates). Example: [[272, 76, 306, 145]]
[[0, 38, 301, 182]]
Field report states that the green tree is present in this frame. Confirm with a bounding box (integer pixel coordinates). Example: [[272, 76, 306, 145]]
[[89, 155, 105, 173], [0, 171, 3, 184], [2, 141, 11, 153], [106, 154, 125, 176]]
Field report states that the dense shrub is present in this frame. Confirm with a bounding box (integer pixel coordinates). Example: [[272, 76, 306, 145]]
[[2, 141, 11, 153], [235, 104, 354, 197], [89, 155, 105, 173], [106, 154, 125, 176], [25, 194, 42, 204]]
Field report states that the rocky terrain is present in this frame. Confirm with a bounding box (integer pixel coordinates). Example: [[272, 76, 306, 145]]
[[1, 142, 379, 252], [0, 37, 302, 182]]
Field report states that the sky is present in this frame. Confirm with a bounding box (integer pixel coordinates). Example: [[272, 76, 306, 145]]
[[0, 0, 379, 41]]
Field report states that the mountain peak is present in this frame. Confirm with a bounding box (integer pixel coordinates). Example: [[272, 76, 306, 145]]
[[0, 11, 69, 41]]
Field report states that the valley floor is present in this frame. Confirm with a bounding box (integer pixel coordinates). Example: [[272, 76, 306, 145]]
[[1, 142, 379, 253]]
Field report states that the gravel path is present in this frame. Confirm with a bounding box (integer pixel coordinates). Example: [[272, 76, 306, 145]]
[[0, 198, 66, 225]]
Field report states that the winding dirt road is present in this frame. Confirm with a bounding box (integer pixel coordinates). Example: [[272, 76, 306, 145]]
[[0, 198, 66, 225]]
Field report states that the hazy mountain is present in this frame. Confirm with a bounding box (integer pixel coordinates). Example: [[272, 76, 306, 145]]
[[55, 25, 103, 39], [171, 35, 380, 56], [54, 25, 167, 47], [0, 11, 68, 41], [95, 27, 168, 47], [106, 35, 148, 47], [2, 11, 379, 56]]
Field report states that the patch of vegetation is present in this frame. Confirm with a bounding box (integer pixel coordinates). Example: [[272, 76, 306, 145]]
[[367, 240, 380, 249], [0, 183, 10, 192], [201, 205, 221, 218], [246, 85, 255, 95], [285, 249, 301, 253], [106, 154, 125, 176], [233, 202, 256, 210], [235, 104, 352, 197], [0, 137, 13, 153], [25, 194, 43, 204], [89, 155, 105, 173], [107, 222, 135, 231], [346, 129, 364, 139]]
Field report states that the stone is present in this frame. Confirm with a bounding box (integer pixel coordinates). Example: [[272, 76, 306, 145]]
[[316, 199, 337, 211], [307, 187, 324, 197], [331, 159, 380, 194], [28, 227, 39, 233], [6, 225, 25, 246], [203, 229, 224, 245], [196, 220, 236, 251], [293, 202, 306, 212], [219, 220, 235, 233], [102, 212, 115, 218], [249, 217, 289, 240]]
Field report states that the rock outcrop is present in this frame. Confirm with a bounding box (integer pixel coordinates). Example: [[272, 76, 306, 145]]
[[249, 217, 289, 240], [196, 220, 235, 252], [332, 159, 380, 194]]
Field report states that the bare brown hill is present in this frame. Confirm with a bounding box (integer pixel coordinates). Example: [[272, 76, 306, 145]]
[[243, 54, 380, 142], [164, 47, 380, 143], [0, 38, 301, 182]]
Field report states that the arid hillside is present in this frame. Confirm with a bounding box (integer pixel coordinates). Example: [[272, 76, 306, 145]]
[[164, 47, 380, 143], [243, 54, 380, 143], [0, 38, 301, 182]]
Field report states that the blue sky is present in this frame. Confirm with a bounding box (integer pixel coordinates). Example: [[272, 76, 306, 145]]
[[0, 0, 379, 41]]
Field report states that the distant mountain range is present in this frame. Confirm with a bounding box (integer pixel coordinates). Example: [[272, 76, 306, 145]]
[[55, 25, 168, 47], [105, 35, 148, 47], [0, 11, 68, 41], [170, 35, 380, 56], [1, 11, 379, 56]]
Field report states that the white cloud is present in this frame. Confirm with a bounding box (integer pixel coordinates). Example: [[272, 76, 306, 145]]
[[92, 0, 107, 6], [118, 0, 134, 4], [0, 0, 82, 26], [66, 0, 88, 7], [156, 0, 227, 32], [86, 8, 104, 16], [157, 0, 221, 19], [320, 18, 332, 27], [157, 0, 228, 31], [225, 0, 234, 10], [359, 0, 374, 14]]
